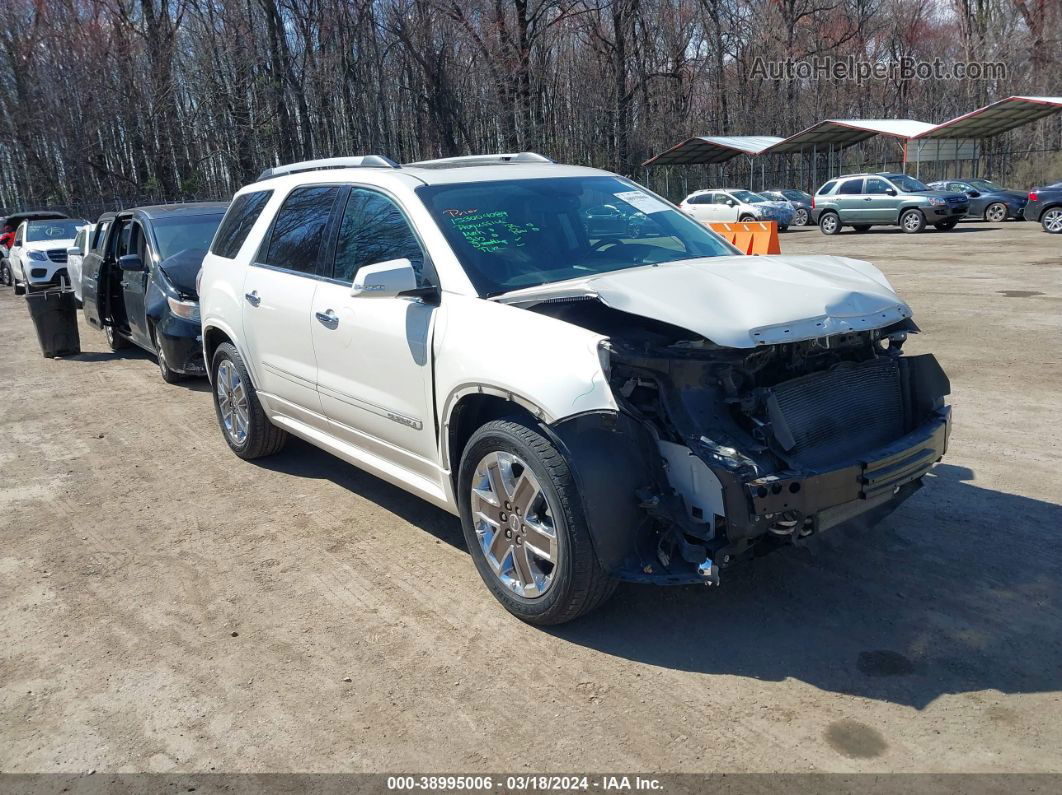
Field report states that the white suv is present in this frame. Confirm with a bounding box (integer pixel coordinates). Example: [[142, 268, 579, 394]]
[[199, 153, 951, 624], [8, 217, 88, 294]]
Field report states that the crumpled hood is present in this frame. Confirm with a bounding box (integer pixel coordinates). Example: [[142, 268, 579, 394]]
[[497, 255, 913, 348], [158, 248, 207, 297]]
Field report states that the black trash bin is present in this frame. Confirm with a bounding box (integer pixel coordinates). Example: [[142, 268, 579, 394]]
[[25, 285, 81, 358]]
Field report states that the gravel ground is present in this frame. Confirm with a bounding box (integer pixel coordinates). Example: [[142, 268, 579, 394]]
[[1, 219, 1060, 776]]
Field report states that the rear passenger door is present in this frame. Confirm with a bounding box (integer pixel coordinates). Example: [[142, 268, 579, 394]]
[[310, 186, 439, 474], [242, 185, 341, 417], [834, 178, 867, 222]]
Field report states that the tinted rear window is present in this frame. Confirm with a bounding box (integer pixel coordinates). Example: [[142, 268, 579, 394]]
[[838, 179, 864, 195], [211, 191, 272, 259], [817, 181, 836, 195], [259, 186, 340, 275]]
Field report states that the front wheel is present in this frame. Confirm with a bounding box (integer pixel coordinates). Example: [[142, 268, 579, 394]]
[[152, 328, 184, 384], [458, 419, 616, 625], [13, 280, 25, 296], [211, 342, 288, 459], [819, 212, 841, 235], [0, 259, 10, 286], [738, 214, 755, 222], [900, 209, 926, 234], [1041, 207, 1062, 234]]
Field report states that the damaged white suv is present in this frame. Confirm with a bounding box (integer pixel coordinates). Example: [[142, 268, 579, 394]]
[[199, 153, 951, 625]]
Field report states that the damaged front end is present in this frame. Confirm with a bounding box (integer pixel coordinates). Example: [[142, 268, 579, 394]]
[[540, 298, 950, 585]]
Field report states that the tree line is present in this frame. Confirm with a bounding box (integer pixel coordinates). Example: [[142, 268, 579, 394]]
[[1, 0, 1059, 213]]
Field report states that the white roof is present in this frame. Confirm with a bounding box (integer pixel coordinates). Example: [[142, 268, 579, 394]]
[[643, 136, 785, 166], [916, 95, 1062, 139], [767, 119, 936, 153]]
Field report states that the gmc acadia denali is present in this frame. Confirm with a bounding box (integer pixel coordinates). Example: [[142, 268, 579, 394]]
[[198, 153, 951, 625]]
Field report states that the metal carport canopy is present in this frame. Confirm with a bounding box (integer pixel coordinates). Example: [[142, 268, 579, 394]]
[[642, 135, 784, 166], [766, 119, 936, 153], [914, 96, 1062, 139]]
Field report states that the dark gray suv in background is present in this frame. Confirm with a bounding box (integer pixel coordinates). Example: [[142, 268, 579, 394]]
[[813, 173, 969, 235]]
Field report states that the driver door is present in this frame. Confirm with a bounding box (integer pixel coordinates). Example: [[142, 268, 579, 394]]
[[715, 192, 740, 222], [120, 220, 152, 347], [310, 186, 439, 477]]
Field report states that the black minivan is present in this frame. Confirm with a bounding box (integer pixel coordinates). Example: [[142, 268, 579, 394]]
[[82, 203, 228, 382]]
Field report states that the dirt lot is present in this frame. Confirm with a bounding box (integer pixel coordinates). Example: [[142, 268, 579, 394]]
[[1, 220, 1061, 776]]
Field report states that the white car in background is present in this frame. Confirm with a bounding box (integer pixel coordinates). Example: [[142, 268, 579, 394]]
[[680, 188, 794, 230], [8, 217, 88, 295], [66, 223, 96, 304], [199, 153, 950, 625]]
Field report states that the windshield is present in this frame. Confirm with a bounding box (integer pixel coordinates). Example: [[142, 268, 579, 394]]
[[417, 176, 737, 296], [968, 179, 1002, 191], [730, 190, 767, 203], [152, 214, 224, 260], [26, 220, 84, 241], [890, 175, 930, 192]]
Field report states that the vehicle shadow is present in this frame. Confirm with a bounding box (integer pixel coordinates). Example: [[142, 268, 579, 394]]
[[550, 463, 1062, 708], [67, 349, 151, 363], [255, 440, 1062, 709], [256, 437, 465, 550]]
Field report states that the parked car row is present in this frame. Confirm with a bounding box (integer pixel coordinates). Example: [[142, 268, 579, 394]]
[[672, 175, 1061, 236], [3, 152, 952, 625]]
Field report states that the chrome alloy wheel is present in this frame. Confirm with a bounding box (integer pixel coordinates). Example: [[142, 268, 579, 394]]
[[1043, 208, 1062, 233], [902, 211, 923, 232], [795, 207, 809, 226], [985, 202, 1007, 223], [470, 451, 559, 598], [820, 214, 838, 233], [216, 359, 249, 445]]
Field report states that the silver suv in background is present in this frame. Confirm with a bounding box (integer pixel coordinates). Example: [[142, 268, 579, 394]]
[[812, 173, 968, 235]]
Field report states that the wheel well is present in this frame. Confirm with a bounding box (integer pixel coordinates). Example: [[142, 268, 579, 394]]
[[446, 394, 538, 482], [203, 326, 233, 371]]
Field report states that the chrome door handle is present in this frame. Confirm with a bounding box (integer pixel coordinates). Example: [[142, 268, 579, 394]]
[[245, 291, 260, 307], [315, 309, 339, 328]]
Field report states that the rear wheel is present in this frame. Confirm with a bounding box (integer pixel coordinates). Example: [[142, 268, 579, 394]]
[[794, 207, 809, 226], [458, 418, 616, 625], [104, 325, 129, 351], [900, 209, 926, 234], [1041, 207, 1062, 234], [983, 202, 1008, 223], [211, 342, 287, 459], [819, 212, 841, 235]]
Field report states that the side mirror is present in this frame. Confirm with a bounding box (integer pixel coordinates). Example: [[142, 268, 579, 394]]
[[967, 190, 980, 197], [351, 258, 419, 298], [118, 254, 144, 272], [726, 199, 736, 207], [885, 188, 897, 196], [67, 247, 79, 258]]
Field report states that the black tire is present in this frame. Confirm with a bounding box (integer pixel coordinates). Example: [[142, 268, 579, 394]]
[[983, 202, 1008, 223], [778, 224, 789, 232], [210, 341, 287, 459], [152, 327, 184, 384], [104, 324, 130, 351], [852, 224, 872, 232], [1041, 207, 1062, 234], [0, 259, 10, 286], [13, 280, 25, 296], [819, 211, 841, 235], [458, 418, 617, 625], [794, 207, 809, 226], [900, 209, 926, 234], [934, 220, 959, 231], [738, 214, 755, 222]]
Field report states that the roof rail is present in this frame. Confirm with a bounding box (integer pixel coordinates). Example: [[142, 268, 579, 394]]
[[405, 152, 554, 169], [257, 155, 401, 181]]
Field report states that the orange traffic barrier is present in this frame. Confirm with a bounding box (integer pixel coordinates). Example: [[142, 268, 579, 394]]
[[706, 221, 781, 255]]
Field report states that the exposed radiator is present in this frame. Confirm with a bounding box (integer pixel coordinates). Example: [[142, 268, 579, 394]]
[[765, 357, 905, 468]]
